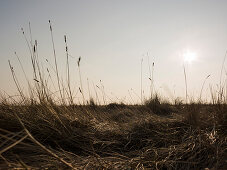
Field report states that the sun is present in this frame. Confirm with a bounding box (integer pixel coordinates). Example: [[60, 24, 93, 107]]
[[183, 50, 197, 64]]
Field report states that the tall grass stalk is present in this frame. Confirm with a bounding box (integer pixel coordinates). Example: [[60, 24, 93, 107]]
[[183, 63, 188, 104], [33, 40, 46, 102], [21, 28, 37, 81], [46, 63, 57, 93], [29, 22, 33, 48], [92, 81, 100, 105], [87, 78, 91, 102], [140, 58, 143, 104], [77, 57, 85, 104], [209, 85, 216, 104], [151, 61, 155, 99], [49, 20, 63, 103], [64, 35, 73, 104], [100, 80, 106, 105], [225, 72, 227, 103], [128, 90, 135, 104], [8, 60, 25, 102], [147, 53, 153, 99], [14, 52, 34, 100], [199, 75, 210, 102], [218, 51, 227, 103], [33, 39, 51, 104]]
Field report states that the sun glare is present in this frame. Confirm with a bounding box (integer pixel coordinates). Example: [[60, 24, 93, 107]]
[[183, 50, 197, 63]]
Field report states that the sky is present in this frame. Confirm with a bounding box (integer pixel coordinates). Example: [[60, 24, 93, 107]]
[[0, 0, 227, 103]]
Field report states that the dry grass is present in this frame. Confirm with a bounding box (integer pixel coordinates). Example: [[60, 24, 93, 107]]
[[0, 102, 226, 169], [0, 22, 226, 169]]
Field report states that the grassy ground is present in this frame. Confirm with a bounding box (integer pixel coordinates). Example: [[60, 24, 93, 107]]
[[1, 22, 226, 169], [0, 100, 226, 169]]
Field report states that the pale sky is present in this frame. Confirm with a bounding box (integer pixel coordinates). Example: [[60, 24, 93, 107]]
[[1, 0, 227, 103]]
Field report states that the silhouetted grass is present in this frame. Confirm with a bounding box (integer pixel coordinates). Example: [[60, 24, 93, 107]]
[[0, 22, 226, 169]]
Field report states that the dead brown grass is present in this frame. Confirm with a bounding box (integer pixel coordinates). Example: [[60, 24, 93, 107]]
[[0, 102, 226, 169], [1, 22, 226, 169]]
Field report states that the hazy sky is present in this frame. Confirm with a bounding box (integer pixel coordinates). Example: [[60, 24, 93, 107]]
[[1, 0, 227, 103]]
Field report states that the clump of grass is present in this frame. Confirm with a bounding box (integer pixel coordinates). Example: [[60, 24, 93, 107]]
[[144, 94, 173, 115], [106, 102, 126, 110], [184, 103, 200, 127], [88, 97, 97, 109]]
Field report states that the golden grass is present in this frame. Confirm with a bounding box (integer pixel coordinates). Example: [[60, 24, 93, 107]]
[[0, 103, 226, 169], [0, 22, 226, 169]]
